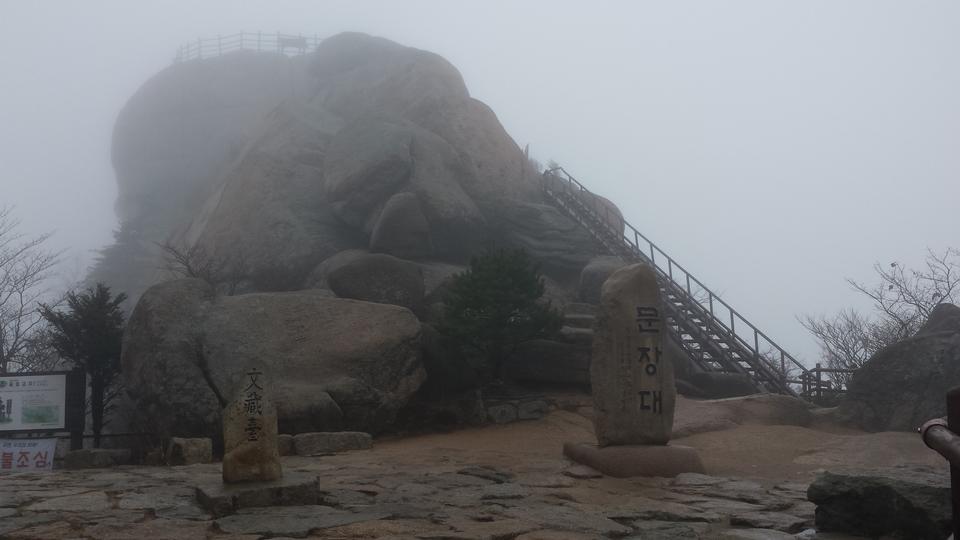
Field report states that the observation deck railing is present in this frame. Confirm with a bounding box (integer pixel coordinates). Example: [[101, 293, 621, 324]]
[[174, 32, 321, 63]]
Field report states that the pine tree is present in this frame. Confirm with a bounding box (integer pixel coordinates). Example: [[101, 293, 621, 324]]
[[40, 283, 126, 448], [440, 248, 562, 381]]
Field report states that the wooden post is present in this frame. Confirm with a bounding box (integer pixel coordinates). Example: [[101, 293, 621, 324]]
[[65, 370, 87, 451], [815, 363, 823, 402]]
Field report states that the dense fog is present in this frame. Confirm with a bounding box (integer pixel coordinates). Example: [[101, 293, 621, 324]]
[[0, 1, 957, 363]]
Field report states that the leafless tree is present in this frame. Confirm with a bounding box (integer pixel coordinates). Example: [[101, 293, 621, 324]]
[[158, 241, 249, 295], [0, 207, 59, 374], [801, 247, 960, 381]]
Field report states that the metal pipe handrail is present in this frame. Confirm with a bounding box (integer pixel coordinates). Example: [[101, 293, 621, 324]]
[[918, 386, 960, 539], [543, 167, 809, 380]]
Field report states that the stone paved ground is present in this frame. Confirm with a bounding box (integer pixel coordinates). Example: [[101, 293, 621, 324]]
[[0, 408, 937, 539]]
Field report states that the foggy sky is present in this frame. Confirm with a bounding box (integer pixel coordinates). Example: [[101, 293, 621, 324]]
[[1, 1, 957, 364]]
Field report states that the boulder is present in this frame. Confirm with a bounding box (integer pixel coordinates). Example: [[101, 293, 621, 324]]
[[916, 303, 960, 336], [591, 264, 676, 446], [166, 437, 213, 465], [292, 432, 372, 456], [326, 252, 426, 314], [121, 279, 425, 440], [370, 192, 432, 259], [807, 466, 951, 539], [578, 256, 628, 304], [837, 305, 960, 431]]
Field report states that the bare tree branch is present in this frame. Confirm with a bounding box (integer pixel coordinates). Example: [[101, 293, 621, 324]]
[[0, 206, 60, 373]]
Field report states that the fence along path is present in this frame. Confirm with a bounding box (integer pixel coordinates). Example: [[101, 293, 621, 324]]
[[541, 167, 827, 397], [175, 33, 321, 63]]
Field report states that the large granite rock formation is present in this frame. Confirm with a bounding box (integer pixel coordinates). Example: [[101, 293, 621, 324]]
[[94, 32, 613, 306], [837, 303, 960, 432], [121, 279, 425, 439]]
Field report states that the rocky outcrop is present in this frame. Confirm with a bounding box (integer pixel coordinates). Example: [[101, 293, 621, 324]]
[[121, 279, 425, 439], [96, 32, 620, 306], [837, 303, 960, 432], [807, 466, 951, 539]]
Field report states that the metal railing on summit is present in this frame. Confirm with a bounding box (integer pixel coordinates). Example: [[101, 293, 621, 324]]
[[173, 32, 321, 63]]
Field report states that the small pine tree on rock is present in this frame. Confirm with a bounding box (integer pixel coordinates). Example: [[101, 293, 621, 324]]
[[440, 248, 562, 381]]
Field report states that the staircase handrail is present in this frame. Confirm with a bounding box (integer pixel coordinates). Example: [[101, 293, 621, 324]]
[[542, 167, 809, 381]]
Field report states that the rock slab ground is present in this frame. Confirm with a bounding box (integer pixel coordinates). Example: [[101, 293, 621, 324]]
[[0, 405, 938, 539]]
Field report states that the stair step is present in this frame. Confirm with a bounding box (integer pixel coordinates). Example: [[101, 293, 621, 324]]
[[564, 302, 597, 316], [559, 326, 594, 345], [563, 313, 595, 329]]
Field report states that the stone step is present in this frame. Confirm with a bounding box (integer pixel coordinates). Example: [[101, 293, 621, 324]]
[[564, 302, 597, 316], [563, 313, 595, 329], [560, 326, 594, 345]]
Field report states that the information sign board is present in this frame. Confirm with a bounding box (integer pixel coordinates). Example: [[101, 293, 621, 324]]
[[0, 373, 67, 431]]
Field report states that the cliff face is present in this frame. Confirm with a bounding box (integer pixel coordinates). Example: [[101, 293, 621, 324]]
[[94, 32, 606, 303]]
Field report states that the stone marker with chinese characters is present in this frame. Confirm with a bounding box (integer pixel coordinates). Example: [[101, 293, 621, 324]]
[[563, 263, 704, 477], [222, 368, 282, 483], [591, 263, 676, 445]]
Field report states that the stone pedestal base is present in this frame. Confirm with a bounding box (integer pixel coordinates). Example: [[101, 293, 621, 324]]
[[195, 472, 320, 517], [563, 442, 705, 478]]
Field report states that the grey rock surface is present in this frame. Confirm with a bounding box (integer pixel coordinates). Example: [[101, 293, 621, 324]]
[[326, 252, 426, 314], [807, 466, 951, 539]]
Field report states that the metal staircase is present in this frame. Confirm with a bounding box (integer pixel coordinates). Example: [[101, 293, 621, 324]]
[[542, 167, 808, 396]]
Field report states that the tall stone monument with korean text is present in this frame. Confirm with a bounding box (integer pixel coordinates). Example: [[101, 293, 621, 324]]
[[564, 264, 704, 477], [222, 368, 282, 483]]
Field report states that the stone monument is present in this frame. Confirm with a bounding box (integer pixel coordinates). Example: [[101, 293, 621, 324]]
[[222, 368, 283, 483], [564, 264, 705, 477]]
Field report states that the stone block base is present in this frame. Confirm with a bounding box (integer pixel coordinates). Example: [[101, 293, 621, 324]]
[[563, 442, 705, 478], [195, 472, 320, 518]]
